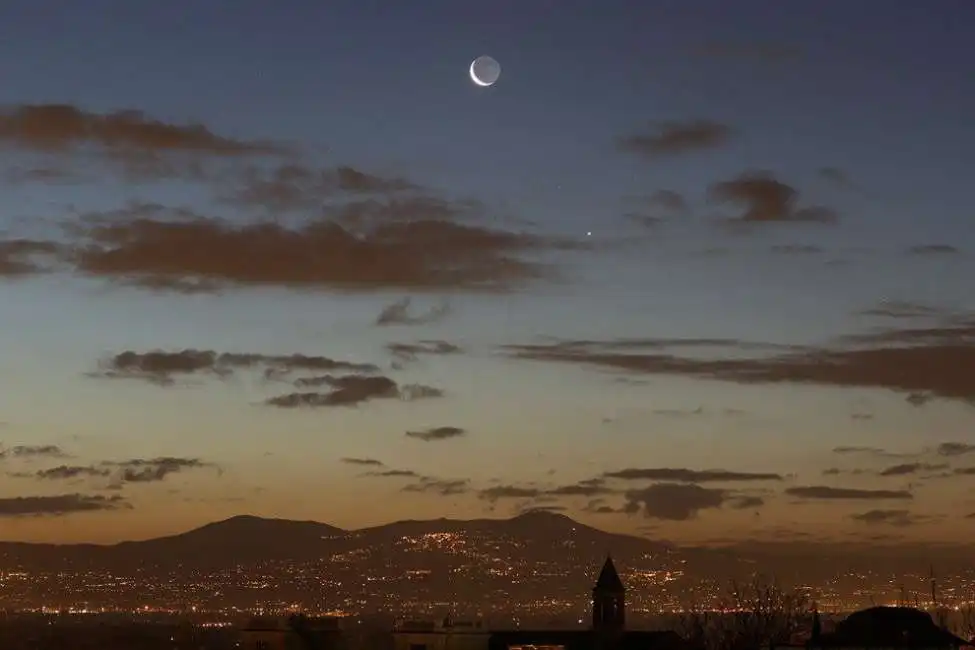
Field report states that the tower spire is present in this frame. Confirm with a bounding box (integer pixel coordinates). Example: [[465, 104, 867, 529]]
[[592, 556, 625, 634]]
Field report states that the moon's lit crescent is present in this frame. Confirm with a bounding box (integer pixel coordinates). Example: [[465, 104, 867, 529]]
[[469, 60, 491, 87]]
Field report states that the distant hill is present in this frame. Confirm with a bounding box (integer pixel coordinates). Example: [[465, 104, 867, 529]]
[[0, 511, 672, 571]]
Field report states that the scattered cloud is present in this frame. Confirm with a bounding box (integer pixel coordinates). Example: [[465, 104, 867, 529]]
[[603, 468, 782, 483], [268, 375, 442, 408], [0, 445, 68, 460], [341, 458, 384, 467], [92, 349, 378, 385], [479, 485, 541, 502], [618, 120, 733, 158], [376, 297, 450, 326], [850, 509, 926, 526], [0, 239, 61, 276], [36, 465, 110, 480], [405, 426, 466, 442], [401, 478, 469, 496], [0, 493, 129, 517], [58, 202, 573, 293], [651, 406, 704, 418], [708, 171, 838, 224], [730, 495, 765, 509], [937, 442, 975, 457], [877, 462, 948, 477], [220, 163, 420, 213], [861, 300, 942, 320], [387, 340, 462, 361], [623, 483, 728, 520], [833, 446, 886, 455], [785, 486, 912, 500], [110, 457, 213, 484], [0, 104, 280, 155], [366, 469, 420, 478], [504, 318, 975, 403], [547, 479, 616, 497]]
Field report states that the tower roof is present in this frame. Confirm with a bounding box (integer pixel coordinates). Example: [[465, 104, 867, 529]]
[[593, 556, 624, 592]]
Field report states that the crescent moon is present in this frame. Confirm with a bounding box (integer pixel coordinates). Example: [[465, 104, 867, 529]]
[[469, 61, 491, 87]]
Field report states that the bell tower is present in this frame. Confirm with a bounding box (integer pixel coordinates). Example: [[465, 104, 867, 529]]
[[591, 555, 625, 634]]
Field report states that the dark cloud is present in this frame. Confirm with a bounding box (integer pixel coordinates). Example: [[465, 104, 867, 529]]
[[478, 479, 617, 502], [0, 104, 279, 155], [0, 445, 68, 460], [58, 202, 574, 293], [708, 171, 838, 224], [36, 465, 110, 480], [341, 458, 384, 467], [376, 297, 450, 326], [937, 442, 975, 457], [850, 509, 925, 526], [108, 457, 213, 484], [93, 349, 378, 385], [878, 462, 948, 477], [0, 239, 61, 276], [603, 468, 782, 483], [785, 486, 912, 500], [30, 457, 214, 486], [0, 493, 128, 517], [387, 340, 462, 361], [504, 317, 975, 404], [908, 244, 959, 255], [822, 467, 868, 476], [623, 483, 727, 520], [618, 120, 733, 158], [366, 469, 419, 478], [404, 426, 466, 442], [401, 478, 469, 496], [268, 376, 442, 408]]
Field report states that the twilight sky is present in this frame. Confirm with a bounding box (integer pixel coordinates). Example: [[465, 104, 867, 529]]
[[0, 0, 974, 547]]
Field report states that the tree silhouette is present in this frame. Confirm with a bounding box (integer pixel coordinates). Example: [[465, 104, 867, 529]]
[[672, 576, 811, 650], [954, 600, 975, 642]]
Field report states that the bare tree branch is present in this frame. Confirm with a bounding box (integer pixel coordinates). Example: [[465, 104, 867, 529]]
[[671, 576, 811, 650]]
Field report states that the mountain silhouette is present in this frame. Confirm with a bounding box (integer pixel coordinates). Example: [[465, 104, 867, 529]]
[[0, 512, 669, 571]]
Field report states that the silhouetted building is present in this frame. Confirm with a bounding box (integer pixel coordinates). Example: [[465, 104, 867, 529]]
[[488, 556, 688, 650], [393, 616, 490, 650], [794, 606, 972, 650], [239, 614, 347, 650]]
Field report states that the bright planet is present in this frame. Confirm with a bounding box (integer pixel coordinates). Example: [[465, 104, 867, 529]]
[[469, 55, 501, 87]]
